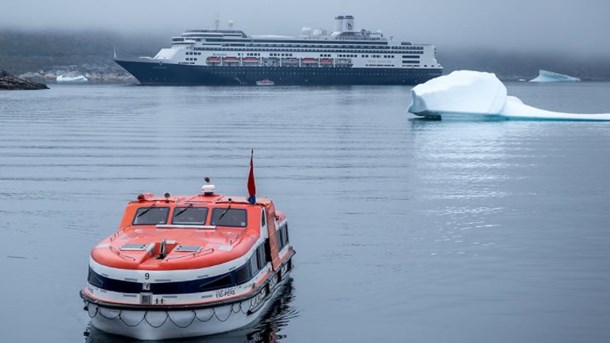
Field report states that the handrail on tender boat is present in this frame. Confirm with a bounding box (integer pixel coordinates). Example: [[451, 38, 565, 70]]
[[156, 224, 217, 229]]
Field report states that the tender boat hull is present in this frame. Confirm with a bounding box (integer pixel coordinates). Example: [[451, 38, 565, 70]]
[[85, 271, 290, 340]]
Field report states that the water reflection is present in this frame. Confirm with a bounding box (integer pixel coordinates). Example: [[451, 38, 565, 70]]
[[84, 279, 296, 343]]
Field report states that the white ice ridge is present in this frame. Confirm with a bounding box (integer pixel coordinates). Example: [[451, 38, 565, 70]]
[[56, 75, 88, 83], [408, 70, 610, 121], [530, 69, 580, 82]]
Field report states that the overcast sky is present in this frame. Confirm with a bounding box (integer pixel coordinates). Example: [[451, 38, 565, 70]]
[[2, 0, 610, 56]]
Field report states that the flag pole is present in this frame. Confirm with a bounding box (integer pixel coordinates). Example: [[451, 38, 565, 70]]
[[247, 149, 256, 204]]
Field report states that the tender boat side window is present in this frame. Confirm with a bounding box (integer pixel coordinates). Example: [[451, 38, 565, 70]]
[[211, 208, 247, 227], [250, 250, 259, 275], [257, 244, 267, 270], [198, 274, 233, 291], [172, 207, 208, 225], [261, 209, 266, 226], [133, 207, 170, 225], [233, 262, 252, 285], [276, 223, 290, 251]]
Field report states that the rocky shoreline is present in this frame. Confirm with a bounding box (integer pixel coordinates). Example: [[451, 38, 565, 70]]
[[0, 70, 49, 90], [18, 64, 137, 84]]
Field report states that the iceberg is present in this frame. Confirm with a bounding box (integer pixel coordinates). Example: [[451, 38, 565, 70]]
[[530, 69, 580, 82], [56, 75, 88, 83], [407, 70, 610, 121]]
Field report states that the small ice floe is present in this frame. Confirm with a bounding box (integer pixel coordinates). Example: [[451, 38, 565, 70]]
[[530, 69, 580, 82], [56, 74, 88, 83], [408, 70, 610, 121]]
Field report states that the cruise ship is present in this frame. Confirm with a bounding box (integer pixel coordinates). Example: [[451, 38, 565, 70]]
[[115, 15, 443, 86]]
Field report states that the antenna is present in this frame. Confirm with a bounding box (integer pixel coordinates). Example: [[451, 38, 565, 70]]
[[215, 13, 220, 31]]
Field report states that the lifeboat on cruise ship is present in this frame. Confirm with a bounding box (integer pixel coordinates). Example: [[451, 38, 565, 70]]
[[301, 58, 319, 64], [206, 56, 221, 65], [320, 58, 334, 67], [80, 154, 295, 340], [242, 57, 260, 65], [222, 57, 240, 64]]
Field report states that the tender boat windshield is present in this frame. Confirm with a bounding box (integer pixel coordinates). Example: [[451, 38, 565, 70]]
[[211, 208, 247, 227], [133, 207, 170, 225], [172, 207, 208, 225]]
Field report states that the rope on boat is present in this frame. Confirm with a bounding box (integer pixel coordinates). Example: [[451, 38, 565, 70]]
[[84, 257, 292, 330], [87, 296, 258, 329], [166, 310, 197, 329], [119, 311, 147, 327], [144, 311, 170, 328]]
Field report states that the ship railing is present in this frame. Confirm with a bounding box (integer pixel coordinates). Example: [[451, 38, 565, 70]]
[[156, 224, 217, 230]]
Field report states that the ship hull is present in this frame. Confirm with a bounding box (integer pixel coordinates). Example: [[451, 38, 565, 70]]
[[84, 271, 291, 340], [116, 59, 442, 86]]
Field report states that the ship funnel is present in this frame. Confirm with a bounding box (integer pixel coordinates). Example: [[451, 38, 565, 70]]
[[335, 15, 345, 32], [344, 15, 355, 32]]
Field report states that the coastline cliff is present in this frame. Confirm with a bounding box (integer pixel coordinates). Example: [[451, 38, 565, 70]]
[[0, 70, 48, 90]]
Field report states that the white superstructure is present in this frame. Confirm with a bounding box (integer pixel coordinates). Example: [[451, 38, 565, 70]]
[[152, 15, 441, 70]]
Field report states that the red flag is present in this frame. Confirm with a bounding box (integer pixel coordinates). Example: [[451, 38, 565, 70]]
[[247, 149, 256, 204]]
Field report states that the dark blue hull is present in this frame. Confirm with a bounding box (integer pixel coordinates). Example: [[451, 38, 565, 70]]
[[115, 59, 442, 86]]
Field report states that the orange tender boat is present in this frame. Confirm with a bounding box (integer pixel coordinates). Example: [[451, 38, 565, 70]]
[[81, 173, 295, 340]]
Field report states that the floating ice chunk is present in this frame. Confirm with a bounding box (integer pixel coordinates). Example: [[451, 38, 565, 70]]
[[501, 96, 610, 121], [56, 75, 88, 83], [408, 70, 610, 121], [530, 69, 580, 82], [408, 70, 506, 115]]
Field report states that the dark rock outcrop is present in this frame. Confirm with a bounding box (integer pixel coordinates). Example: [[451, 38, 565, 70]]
[[0, 70, 49, 90]]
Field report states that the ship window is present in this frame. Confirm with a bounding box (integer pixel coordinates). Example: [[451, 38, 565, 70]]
[[232, 262, 252, 285], [87, 268, 104, 288], [133, 207, 170, 225], [277, 228, 284, 250], [250, 251, 259, 274], [172, 207, 208, 225], [211, 208, 247, 227], [199, 274, 233, 291], [257, 244, 267, 269]]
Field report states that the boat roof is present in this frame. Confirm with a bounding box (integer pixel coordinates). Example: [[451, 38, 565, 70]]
[[91, 192, 280, 271]]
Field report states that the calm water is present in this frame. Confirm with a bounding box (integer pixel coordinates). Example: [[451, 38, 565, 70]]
[[1, 82, 610, 343]]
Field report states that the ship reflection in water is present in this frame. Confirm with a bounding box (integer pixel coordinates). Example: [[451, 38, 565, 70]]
[[85, 279, 297, 343]]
